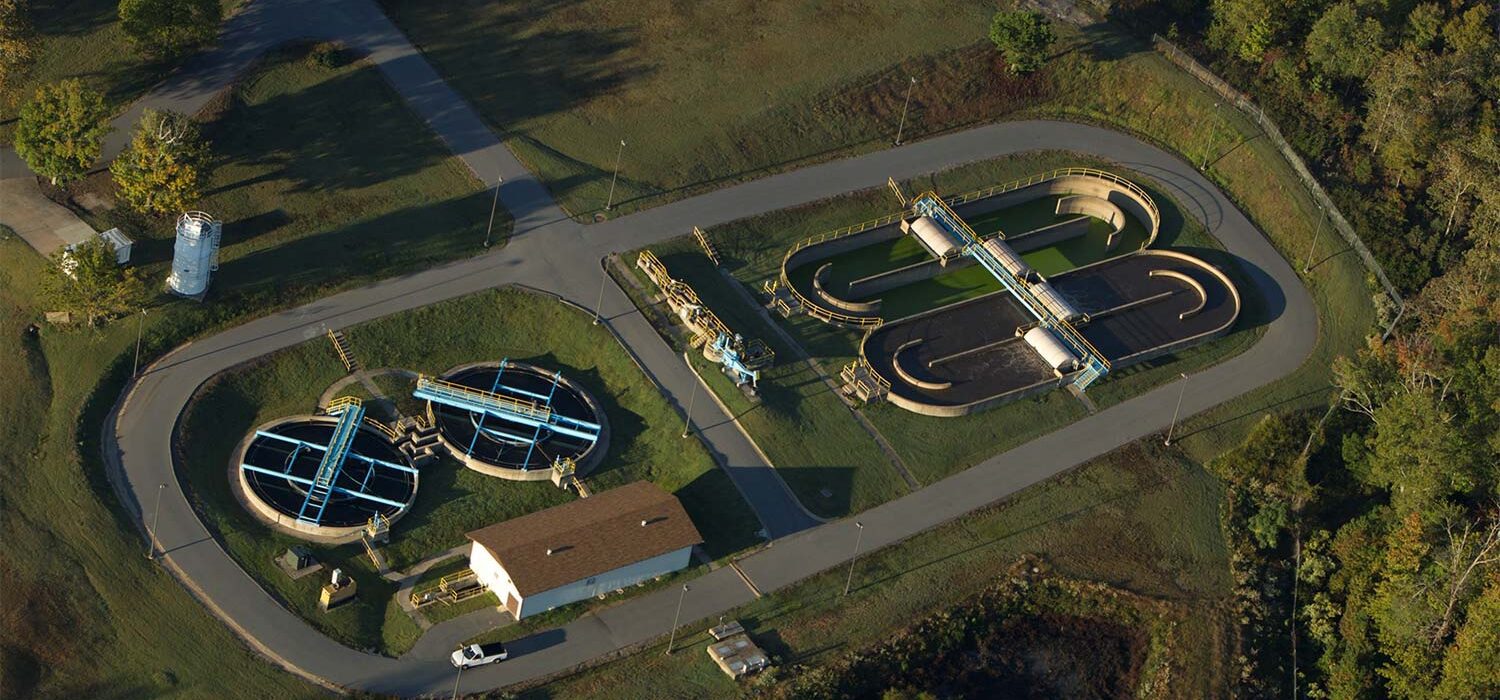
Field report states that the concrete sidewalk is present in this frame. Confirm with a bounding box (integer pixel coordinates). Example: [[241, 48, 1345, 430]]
[[0, 178, 95, 255]]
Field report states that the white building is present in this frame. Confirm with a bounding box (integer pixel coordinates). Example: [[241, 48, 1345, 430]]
[[466, 481, 703, 619]]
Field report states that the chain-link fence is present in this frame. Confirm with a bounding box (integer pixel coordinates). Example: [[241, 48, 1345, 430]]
[[1153, 35, 1404, 312]]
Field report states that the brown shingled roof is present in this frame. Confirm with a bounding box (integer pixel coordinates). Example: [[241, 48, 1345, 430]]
[[466, 481, 703, 596]]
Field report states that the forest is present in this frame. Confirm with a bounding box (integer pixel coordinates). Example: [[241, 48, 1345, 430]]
[[1112, 1, 1498, 696]]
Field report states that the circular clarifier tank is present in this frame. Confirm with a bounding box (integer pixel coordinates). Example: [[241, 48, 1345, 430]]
[[426, 361, 608, 481], [236, 415, 417, 539]]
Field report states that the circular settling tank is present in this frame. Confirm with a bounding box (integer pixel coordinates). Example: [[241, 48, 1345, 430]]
[[427, 362, 607, 479], [238, 416, 417, 538]]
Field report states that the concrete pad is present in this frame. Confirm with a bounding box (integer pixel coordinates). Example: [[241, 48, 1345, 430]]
[[0, 178, 96, 256]]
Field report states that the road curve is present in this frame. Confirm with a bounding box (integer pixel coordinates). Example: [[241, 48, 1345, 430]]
[[99, 0, 1317, 694]]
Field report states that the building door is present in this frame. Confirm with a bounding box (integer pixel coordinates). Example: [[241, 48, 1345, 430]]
[[505, 592, 520, 618]]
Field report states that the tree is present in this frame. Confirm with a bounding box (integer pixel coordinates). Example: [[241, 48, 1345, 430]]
[[0, 0, 37, 92], [988, 11, 1055, 74], [12, 79, 111, 185], [1305, 3, 1385, 79], [1208, 0, 1295, 63], [118, 0, 221, 60], [111, 109, 209, 215], [42, 237, 147, 325], [1435, 581, 1500, 699]]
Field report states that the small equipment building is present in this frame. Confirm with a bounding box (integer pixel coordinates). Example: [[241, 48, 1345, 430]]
[[466, 481, 703, 619]]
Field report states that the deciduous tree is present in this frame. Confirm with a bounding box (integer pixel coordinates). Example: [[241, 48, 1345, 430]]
[[1305, 3, 1385, 79], [118, 0, 221, 60], [111, 108, 209, 215], [988, 11, 1055, 74], [1435, 580, 1500, 699], [42, 237, 147, 325], [12, 79, 111, 185]]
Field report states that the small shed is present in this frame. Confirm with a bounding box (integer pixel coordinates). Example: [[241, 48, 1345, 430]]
[[98, 228, 133, 265]]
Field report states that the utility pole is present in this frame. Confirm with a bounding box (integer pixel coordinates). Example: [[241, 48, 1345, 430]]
[[451, 661, 463, 699], [1302, 205, 1326, 273], [666, 584, 690, 655], [605, 139, 626, 211], [593, 255, 609, 326], [843, 522, 866, 596], [1164, 373, 1189, 446], [146, 482, 165, 559], [132, 308, 147, 377], [1201, 103, 1219, 170], [894, 76, 917, 146], [482, 173, 504, 248], [681, 376, 699, 438]]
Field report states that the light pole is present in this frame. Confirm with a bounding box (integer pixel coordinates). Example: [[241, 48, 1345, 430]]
[[1164, 373, 1189, 446], [666, 583, 690, 655], [681, 377, 699, 438], [894, 76, 916, 146], [605, 139, 626, 211], [1302, 205, 1326, 273], [843, 522, 865, 596], [482, 173, 504, 248], [593, 256, 609, 325], [1201, 103, 1219, 170], [132, 308, 147, 377], [146, 483, 165, 559], [451, 660, 463, 699]]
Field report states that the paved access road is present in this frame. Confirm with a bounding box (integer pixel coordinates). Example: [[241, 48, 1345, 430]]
[[97, 0, 1316, 695]]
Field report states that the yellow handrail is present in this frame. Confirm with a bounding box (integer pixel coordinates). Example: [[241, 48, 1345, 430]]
[[418, 374, 550, 421], [945, 167, 1159, 245], [327, 395, 362, 413], [364, 418, 401, 442], [637, 251, 735, 340]]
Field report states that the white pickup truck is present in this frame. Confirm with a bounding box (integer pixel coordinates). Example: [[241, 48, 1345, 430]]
[[450, 642, 508, 668]]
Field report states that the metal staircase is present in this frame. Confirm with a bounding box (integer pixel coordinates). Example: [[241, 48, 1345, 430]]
[[327, 330, 359, 373], [298, 397, 364, 522]]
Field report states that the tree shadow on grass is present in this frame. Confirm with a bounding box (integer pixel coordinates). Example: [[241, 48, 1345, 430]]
[[206, 188, 493, 306], [201, 52, 461, 197], [381, 0, 649, 127]]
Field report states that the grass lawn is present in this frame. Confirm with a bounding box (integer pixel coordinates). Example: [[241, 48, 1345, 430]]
[[173, 286, 762, 654], [0, 0, 244, 141], [378, 0, 1000, 218], [0, 233, 316, 698], [64, 45, 496, 310], [615, 247, 906, 519], [618, 152, 1261, 507], [522, 441, 1233, 699]]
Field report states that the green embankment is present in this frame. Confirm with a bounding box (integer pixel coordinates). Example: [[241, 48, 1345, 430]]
[[174, 287, 761, 655]]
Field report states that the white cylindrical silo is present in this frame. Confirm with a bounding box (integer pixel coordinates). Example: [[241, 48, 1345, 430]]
[[167, 211, 221, 297]]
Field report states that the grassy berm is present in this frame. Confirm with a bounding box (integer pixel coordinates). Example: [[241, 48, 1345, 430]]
[[175, 287, 762, 655]]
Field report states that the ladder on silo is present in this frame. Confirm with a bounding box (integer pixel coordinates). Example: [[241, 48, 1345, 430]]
[[327, 329, 359, 373]]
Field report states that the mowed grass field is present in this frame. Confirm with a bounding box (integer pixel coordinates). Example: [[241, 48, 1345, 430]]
[[0, 233, 316, 698], [174, 287, 761, 654], [67, 45, 496, 309], [379, 0, 998, 217], [523, 442, 1233, 699], [0, 0, 244, 141]]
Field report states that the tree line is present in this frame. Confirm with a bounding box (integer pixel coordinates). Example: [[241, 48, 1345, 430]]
[[1113, 0, 1497, 295]]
